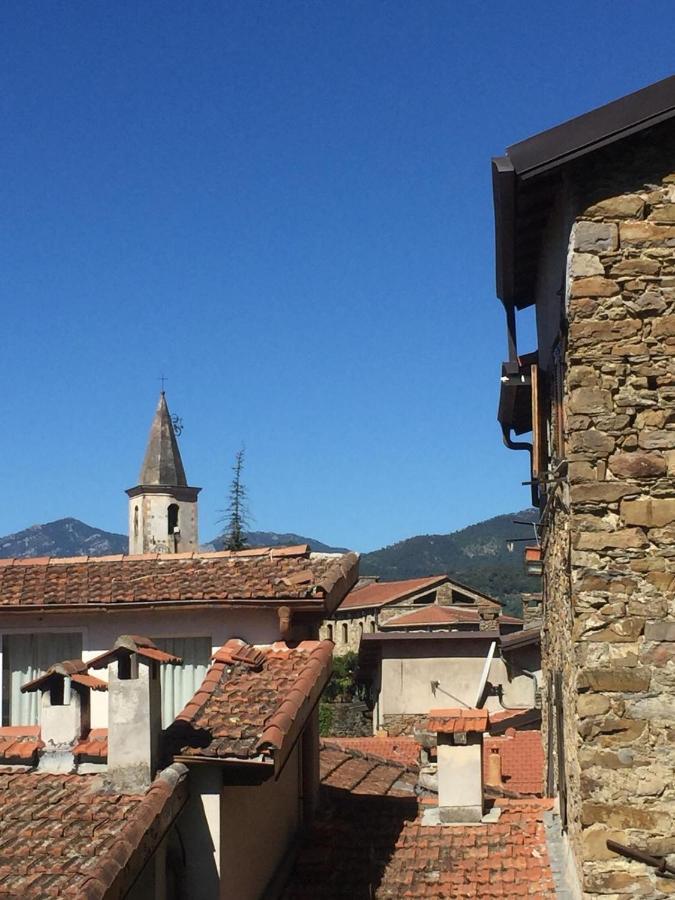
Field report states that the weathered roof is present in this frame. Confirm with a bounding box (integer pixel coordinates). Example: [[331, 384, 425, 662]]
[[0, 765, 187, 899], [322, 736, 420, 770], [0, 548, 359, 612], [88, 635, 182, 671], [20, 659, 108, 694], [137, 391, 188, 487], [427, 707, 489, 735], [493, 75, 675, 308], [319, 743, 418, 797], [166, 639, 333, 771], [284, 744, 555, 898], [485, 729, 545, 797], [0, 726, 43, 764], [338, 576, 448, 611], [500, 626, 541, 651], [381, 604, 481, 629]]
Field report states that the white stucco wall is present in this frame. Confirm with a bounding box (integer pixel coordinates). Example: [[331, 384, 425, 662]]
[[0, 607, 279, 727], [378, 640, 540, 722]]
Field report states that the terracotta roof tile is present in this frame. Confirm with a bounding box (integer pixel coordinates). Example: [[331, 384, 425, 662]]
[[0, 766, 187, 899], [284, 747, 555, 898], [73, 729, 108, 761], [338, 576, 447, 611], [166, 640, 333, 763], [0, 726, 43, 764], [484, 729, 545, 796], [0, 551, 358, 610], [381, 605, 481, 629], [427, 707, 490, 735], [323, 737, 420, 769]]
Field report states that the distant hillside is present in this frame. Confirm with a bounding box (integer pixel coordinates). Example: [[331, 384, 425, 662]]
[[360, 509, 540, 614], [0, 518, 128, 558], [208, 531, 349, 553], [0, 513, 540, 614], [0, 519, 348, 559]]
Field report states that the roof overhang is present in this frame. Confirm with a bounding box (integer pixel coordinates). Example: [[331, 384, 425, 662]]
[[493, 74, 675, 309], [500, 627, 541, 652]]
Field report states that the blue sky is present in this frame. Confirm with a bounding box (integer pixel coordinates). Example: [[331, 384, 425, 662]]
[[1, 2, 672, 550]]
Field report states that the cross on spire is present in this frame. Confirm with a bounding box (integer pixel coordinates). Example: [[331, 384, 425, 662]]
[[159, 373, 168, 392]]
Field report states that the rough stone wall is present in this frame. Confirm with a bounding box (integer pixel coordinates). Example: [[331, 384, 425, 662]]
[[381, 713, 421, 737], [320, 613, 376, 655], [544, 143, 675, 897]]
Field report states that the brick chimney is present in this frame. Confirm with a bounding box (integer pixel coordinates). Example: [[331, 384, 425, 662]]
[[89, 636, 182, 792], [427, 708, 488, 823], [21, 660, 107, 773]]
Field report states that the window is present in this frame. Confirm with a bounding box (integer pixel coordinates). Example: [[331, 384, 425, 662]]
[[2, 632, 82, 726], [326, 623, 333, 641], [153, 637, 212, 726], [167, 504, 179, 535], [370, 620, 376, 633], [341, 623, 348, 644], [134, 505, 139, 539]]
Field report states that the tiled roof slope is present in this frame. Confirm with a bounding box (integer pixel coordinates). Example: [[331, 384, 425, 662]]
[[338, 576, 447, 611], [0, 548, 358, 611], [167, 640, 333, 767], [0, 726, 43, 764], [284, 745, 556, 898], [485, 729, 545, 796], [320, 744, 418, 795], [323, 737, 419, 769], [0, 765, 187, 899], [381, 605, 481, 628]]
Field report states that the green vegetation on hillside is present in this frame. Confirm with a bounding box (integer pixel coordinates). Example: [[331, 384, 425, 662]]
[[360, 508, 540, 615]]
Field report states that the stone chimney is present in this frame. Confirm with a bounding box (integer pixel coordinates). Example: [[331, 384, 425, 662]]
[[427, 708, 488, 823], [89, 636, 182, 792], [21, 660, 108, 773]]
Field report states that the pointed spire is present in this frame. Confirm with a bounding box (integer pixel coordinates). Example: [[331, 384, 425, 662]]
[[138, 392, 188, 487]]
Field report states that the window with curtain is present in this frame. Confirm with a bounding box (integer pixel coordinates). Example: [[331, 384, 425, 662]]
[[2, 632, 82, 726], [153, 636, 212, 726]]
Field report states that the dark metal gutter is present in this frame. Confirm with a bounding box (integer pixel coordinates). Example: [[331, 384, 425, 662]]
[[492, 74, 675, 308]]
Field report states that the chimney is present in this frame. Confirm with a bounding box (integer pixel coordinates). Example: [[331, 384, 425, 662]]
[[89, 636, 182, 792], [21, 660, 107, 773], [427, 708, 488, 823]]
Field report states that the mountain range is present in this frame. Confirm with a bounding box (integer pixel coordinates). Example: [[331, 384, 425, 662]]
[[0, 510, 540, 612]]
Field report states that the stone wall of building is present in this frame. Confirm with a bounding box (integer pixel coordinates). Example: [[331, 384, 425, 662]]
[[320, 612, 377, 655], [543, 142, 675, 896]]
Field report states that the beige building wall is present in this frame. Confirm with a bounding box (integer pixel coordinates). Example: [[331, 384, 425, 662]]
[[320, 612, 376, 655], [219, 743, 301, 900], [374, 641, 539, 734]]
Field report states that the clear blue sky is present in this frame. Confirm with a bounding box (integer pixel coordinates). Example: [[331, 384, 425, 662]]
[[1, 2, 672, 550]]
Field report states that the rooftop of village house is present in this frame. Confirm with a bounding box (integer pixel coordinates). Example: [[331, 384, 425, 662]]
[[283, 738, 556, 898], [0, 545, 359, 611], [0, 634, 335, 893]]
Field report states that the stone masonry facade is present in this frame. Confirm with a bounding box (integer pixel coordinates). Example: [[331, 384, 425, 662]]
[[542, 132, 675, 897]]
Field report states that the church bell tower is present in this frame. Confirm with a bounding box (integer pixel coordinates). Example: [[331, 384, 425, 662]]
[[126, 392, 201, 554]]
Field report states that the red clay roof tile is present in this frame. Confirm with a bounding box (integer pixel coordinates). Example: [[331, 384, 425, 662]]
[[382, 605, 481, 628], [166, 640, 333, 763], [0, 767, 186, 899], [427, 707, 490, 735], [0, 551, 358, 611], [284, 746, 556, 898], [338, 576, 448, 611]]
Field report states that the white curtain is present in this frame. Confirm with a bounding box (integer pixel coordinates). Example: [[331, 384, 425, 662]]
[[4, 632, 82, 726], [154, 637, 212, 726]]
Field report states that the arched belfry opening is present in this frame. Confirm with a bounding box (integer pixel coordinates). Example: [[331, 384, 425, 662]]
[[126, 392, 201, 555]]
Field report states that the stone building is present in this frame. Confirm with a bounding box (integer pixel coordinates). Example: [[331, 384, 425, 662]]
[[494, 74, 675, 895], [320, 574, 504, 655], [127, 391, 200, 554]]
